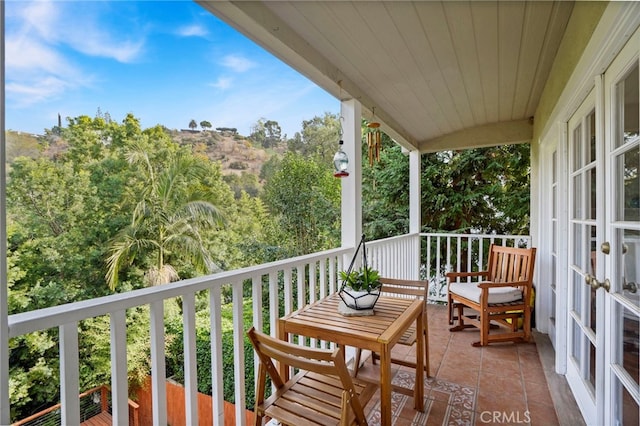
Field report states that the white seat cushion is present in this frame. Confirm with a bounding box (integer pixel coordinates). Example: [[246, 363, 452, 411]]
[[449, 282, 522, 304]]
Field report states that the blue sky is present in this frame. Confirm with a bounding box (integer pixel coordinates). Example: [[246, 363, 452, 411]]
[[4, 0, 338, 137]]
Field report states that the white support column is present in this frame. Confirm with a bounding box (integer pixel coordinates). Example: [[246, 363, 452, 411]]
[[409, 150, 421, 279], [0, 1, 9, 423], [340, 99, 362, 249]]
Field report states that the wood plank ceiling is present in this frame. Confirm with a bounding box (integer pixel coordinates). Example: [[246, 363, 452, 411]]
[[198, 1, 575, 153]]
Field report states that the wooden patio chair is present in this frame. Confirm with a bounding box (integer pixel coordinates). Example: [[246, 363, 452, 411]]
[[353, 277, 430, 377], [446, 244, 537, 347], [247, 327, 377, 426]]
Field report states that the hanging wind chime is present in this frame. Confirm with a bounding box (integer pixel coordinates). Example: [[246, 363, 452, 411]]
[[366, 108, 382, 166]]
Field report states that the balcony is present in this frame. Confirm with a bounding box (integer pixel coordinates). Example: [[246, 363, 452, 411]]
[[7, 233, 580, 425]]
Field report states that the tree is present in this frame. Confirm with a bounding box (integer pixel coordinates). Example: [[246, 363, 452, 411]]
[[249, 118, 282, 148], [361, 136, 410, 240], [262, 152, 340, 256], [106, 146, 225, 289], [287, 112, 340, 163], [188, 119, 198, 131], [6, 114, 166, 420], [420, 144, 530, 235], [200, 120, 212, 131]]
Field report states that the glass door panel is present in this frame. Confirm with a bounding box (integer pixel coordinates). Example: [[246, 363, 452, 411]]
[[605, 31, 640, 425]]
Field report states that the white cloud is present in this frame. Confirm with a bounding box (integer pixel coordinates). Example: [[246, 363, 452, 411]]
[[6, 76, 72, 107], [10, 0, 144, 64], [6, 36, 71, 74], [68, 35, 144, 63], [13, 1, 59, 39], [176, 24, 208, 38], [220, 54, 256, 73], [210, 77, 233, 90]]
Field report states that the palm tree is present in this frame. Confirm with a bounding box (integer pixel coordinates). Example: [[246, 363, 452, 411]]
[[106, 146, 224, 290], [188, 119, 198, 131]]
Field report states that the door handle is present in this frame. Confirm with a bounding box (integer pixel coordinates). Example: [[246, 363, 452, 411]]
[[623, 278, 638, 294], [600, 242, 627, 255], [585, 274, 611, 292]]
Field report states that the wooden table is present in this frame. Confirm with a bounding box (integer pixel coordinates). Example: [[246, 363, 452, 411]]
[[278, 293, 425, 425]]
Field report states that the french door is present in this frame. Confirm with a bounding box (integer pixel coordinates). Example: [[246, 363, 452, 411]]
[[566, 89, 600, 422], [602, 29, 639, 426], [566, 27, 640, 426]]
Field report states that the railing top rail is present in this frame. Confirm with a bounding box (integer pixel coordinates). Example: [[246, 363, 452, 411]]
[[9, 246, 352, 338], [365, 232, 419, 246], [420, 232, 531, 240]]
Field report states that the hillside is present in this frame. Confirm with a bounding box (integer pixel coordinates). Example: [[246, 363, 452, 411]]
[[5, 129, 280, 179], [168, 129, 282, 178]]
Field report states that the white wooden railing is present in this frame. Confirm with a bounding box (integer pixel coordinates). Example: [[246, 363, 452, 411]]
[[5, 232, 529, 425], [419, 232, 532, 302]]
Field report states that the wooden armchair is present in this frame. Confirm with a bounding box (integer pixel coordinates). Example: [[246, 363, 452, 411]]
[[446, 245, 536, 347], [353, 277, 430, 377], [247, 327, 377, 426]]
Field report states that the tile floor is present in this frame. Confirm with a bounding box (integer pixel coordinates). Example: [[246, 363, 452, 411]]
[[356, 304, 575, 426]]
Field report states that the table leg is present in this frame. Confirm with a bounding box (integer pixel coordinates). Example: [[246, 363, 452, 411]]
[[415, 309, 425, 411], [379, 344, 392, 425]]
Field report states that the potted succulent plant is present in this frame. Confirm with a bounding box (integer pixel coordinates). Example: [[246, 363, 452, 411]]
[[338, 235, 382, 311], [339, 265, 382, 310]]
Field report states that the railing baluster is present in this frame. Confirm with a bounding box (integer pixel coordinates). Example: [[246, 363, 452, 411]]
[[231, 281, 246, 426], [319, 258, 327, 300], [110, 310, 129, 425], [283, 268, 293, 336], [150, 300, 167, 426], [255, 275, 264, 334], [209, 286, 224, 426], [60, 322, 80, 426], [183, 292, 198, 426], [267, 273, 276, 340], [296, 264, 305, 316]]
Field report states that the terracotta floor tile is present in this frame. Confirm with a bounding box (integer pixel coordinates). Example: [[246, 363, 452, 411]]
[[358, 305, 568, 425], [528, 401, 560, 426], [523, 381, 554, 408]]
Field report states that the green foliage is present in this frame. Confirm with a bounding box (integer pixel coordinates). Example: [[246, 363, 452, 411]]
[[5, 113, 240, 421], [105, 145, 225, 289], [262, 152, 341, 256], [250, 118, 282, 148], [421, 144, 530, 235], [362, 136, 410, 240], [339, 265, 381, 292], [287, 112, 340, 163], [223, 173, 261, 199]]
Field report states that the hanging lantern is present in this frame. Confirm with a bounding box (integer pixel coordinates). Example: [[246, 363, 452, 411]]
[[333, 139, 349, 178], [366, 109, 382, 166]]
